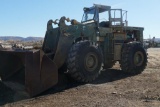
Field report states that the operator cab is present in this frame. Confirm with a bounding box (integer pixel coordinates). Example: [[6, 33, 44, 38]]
[[81, 4, 128, 27]]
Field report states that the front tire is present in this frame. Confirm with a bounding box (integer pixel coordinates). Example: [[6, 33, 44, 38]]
[[67, 41, 102, 82], [120, 42, 147, 74]]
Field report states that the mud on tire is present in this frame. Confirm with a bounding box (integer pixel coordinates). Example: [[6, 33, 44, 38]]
[[120, 42, 147, 74], [67, 40, 102, 82]]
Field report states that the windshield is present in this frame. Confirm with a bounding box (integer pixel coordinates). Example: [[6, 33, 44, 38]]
[[82, 8, 95, 23]]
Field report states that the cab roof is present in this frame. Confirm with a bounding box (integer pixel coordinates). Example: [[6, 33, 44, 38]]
[[84, 4, 111, 13]]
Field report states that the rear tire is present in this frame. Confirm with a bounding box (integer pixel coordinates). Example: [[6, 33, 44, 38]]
[[67, 41, 102, 82], [120, 42, 147, 74]]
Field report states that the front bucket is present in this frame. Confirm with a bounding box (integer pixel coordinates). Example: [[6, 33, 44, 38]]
[[0, 49, 58, 97]]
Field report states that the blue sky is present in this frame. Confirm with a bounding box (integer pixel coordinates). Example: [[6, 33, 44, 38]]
[[0, 0, 159, 39]]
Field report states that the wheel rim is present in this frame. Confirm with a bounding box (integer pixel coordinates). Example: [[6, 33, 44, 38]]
[[134, 51, 144, 66], [84, 52, 98, 72]]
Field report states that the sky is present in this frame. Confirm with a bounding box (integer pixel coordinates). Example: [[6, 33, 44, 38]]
[[0, 0, 160, 39]]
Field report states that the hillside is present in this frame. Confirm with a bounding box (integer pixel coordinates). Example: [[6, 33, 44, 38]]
[[0, 36, 43, 42]]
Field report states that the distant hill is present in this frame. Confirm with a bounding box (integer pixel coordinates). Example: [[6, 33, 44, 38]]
[[154, 38, 160, 42], [0, 36, 43, 42]]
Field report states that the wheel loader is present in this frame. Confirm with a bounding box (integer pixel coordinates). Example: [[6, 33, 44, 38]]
[[0, 4, 147, 97]]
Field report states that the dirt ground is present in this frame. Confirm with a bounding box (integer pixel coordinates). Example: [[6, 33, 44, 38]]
[[1, 48, 160, 107]]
